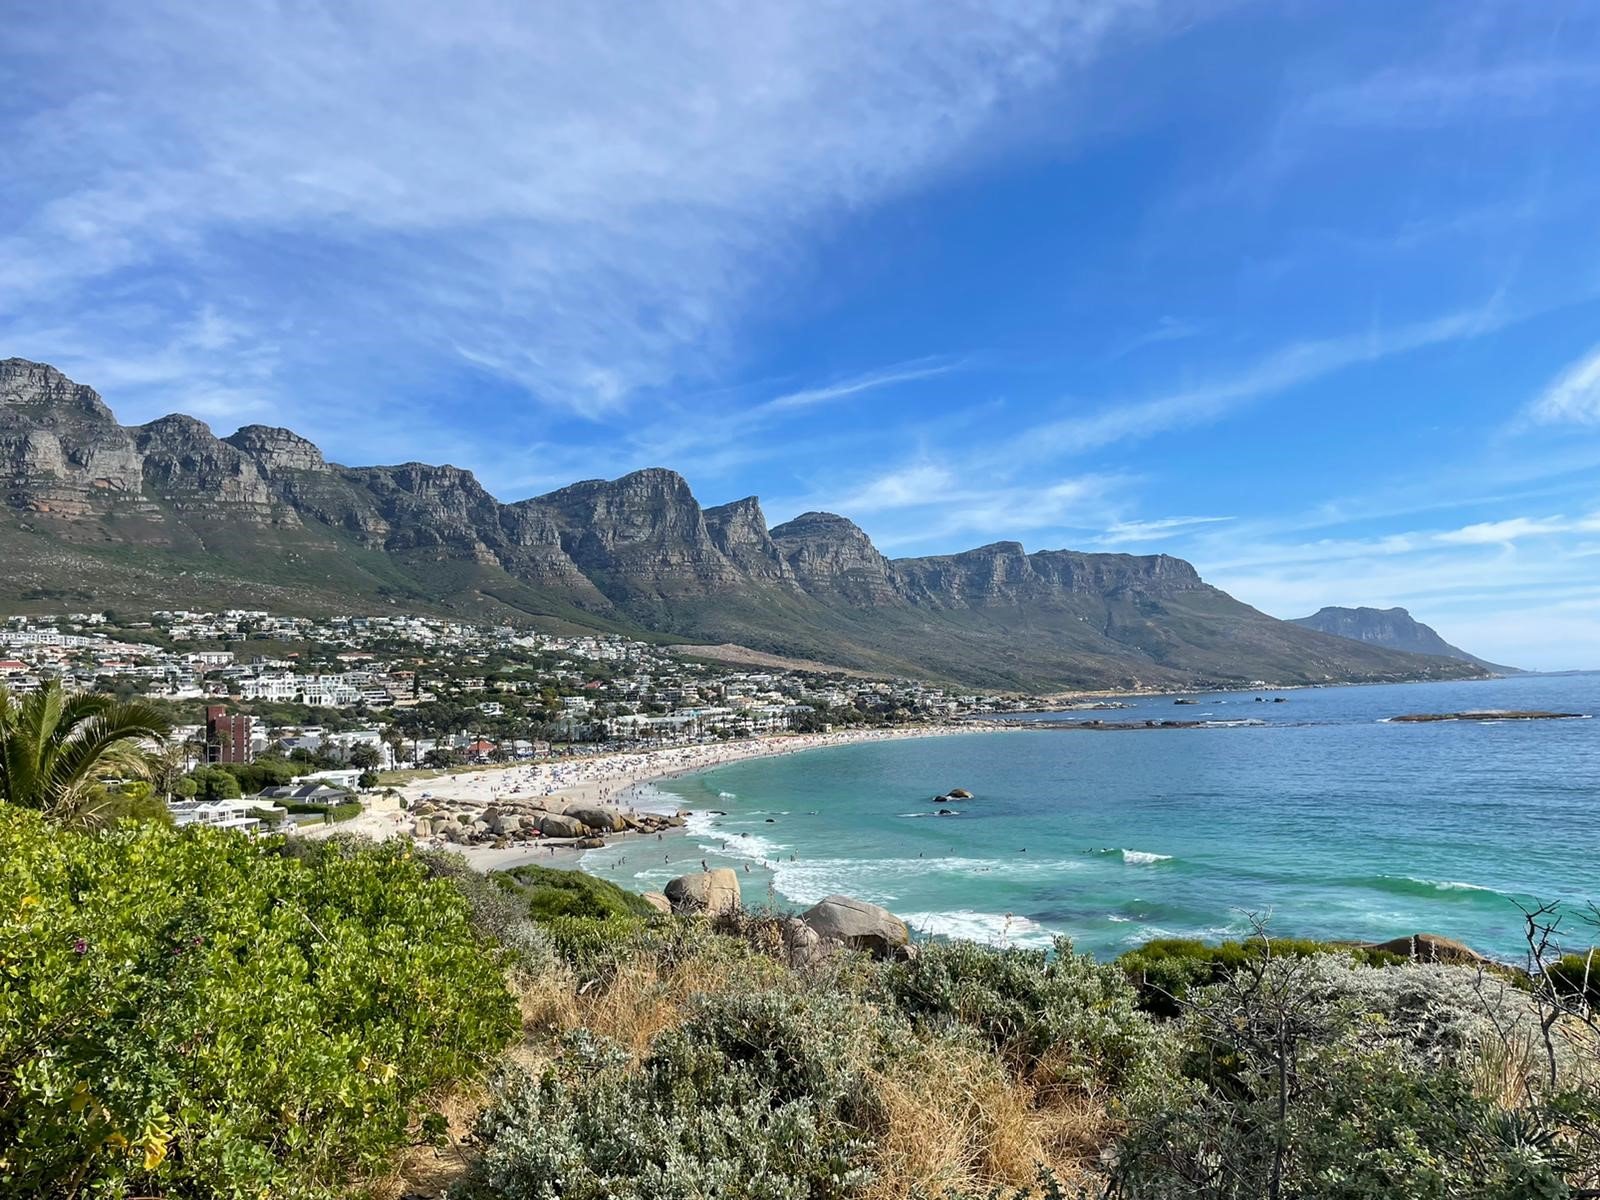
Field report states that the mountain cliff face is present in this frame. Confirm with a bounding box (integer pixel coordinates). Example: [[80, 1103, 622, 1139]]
[[0, 357, 1489, 690], [1290, 606, 1518, 674]]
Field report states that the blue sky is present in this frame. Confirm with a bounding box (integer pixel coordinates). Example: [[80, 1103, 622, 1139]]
[[5, 2, 1600, 668]]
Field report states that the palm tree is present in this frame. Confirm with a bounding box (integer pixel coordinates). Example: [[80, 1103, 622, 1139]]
[[0, 680, 172, 828]]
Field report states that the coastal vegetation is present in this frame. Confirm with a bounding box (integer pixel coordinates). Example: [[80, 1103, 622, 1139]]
[[0, 680, 172, 829], [4, 710, 1600, 1198]]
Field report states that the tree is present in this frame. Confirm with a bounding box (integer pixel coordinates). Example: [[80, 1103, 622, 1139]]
[[147, 741, 193, 801], [348, 742, 382, 770], [357, 770, 380, 791], [188, 766, 242, 802], [0, 681, 171, 828]]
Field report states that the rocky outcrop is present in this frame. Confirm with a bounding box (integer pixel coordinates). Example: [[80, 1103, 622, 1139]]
[[537, 812, 586, 839], [703, 496, 795, 583], [640, 891, 672, 915], [1366, 933, 1487, 965], [801, 895, 910, 958], [225, 425, 330, 474], [770, 511, 902, 605], [539, 468, 745, 598], [664, 869, 741, 915], [563, 803, 628, 833]]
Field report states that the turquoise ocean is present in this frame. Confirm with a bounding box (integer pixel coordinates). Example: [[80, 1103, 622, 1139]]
[[580, 673, 1599, 960]]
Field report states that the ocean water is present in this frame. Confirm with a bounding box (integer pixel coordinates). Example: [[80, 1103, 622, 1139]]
[[581, 673, 1600, 960]]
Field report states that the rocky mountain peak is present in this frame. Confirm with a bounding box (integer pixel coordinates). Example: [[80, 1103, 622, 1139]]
[[770, 511, 899, 604], [226, 425, 330, 474], [135, 413, 217, 443], [1, 357, 117, 426], [1290, 605, 1517, 673], [703, 495, 794, 584]]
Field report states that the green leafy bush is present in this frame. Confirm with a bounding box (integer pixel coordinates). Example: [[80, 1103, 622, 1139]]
[[464, 987, 909, 1200], [1548, 950, 1600, 1009], [414, 849, 560, 979], [0, 805, 518, 1198], [502, 863, 657, 921], [875, 936, 1168, 1096], [1117, 936, 1403, 1016]]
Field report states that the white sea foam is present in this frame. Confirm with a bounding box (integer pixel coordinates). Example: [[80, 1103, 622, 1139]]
[[624, 781, 685, 816], [898, 909, 1055, 948], [683, 810, 788, 862], [1409, 876, 1494, 893], [718, 791, 738, 799], [768, 854, 1082, 906], [1121, 849, 1173, 865]]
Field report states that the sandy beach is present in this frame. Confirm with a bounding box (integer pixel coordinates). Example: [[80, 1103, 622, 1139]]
[[304, 723, 1012, 870]]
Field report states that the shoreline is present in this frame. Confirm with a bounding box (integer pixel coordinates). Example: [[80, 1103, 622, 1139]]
[[327, 723, 1023, 871]]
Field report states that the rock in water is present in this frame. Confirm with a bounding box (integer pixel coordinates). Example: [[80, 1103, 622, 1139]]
[[946, 787, 972, 799], [664, 869, 741, 916], [801, 894, 909, 958]]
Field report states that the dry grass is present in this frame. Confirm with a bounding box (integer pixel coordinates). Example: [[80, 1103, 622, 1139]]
[[392, 936, 1122, 1199], [510, 941, 794, 1058], [368, 1079, 490, 1200], [863, 1038, 1106, 1200]]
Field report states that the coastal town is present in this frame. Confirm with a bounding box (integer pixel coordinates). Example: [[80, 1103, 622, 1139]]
[[0, 607, 1029, 841]]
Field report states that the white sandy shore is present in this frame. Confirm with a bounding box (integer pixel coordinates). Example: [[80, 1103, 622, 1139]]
[[303, 723, 1014, 870]]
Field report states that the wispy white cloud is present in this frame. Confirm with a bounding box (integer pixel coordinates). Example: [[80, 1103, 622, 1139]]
[[1526, 343, 1600, 426], [1, 0, 1161, 422], [1093, 515, 1233, 544], [1004, 302, 1509, 462], [762, 358, 958, 413]]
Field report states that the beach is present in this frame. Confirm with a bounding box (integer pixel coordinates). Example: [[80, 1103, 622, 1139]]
[[307, 723, 1013, 870]]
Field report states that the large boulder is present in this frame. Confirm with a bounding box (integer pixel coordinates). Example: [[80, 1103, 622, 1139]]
[[563, 803, 627, 833], [1366, 933, 1486, 964], [537, 812, 586, 839], [640, 892, 672, 915], [801, 895, 909, 959], [664, 869, 741, 916]]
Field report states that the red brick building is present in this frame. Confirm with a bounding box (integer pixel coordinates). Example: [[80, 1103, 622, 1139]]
[[206, 705, 255, 764]]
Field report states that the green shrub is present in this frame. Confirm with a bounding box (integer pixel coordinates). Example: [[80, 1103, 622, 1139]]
[[1548, 950, 1600, 1010], [0, 804, 518, 1198], [501, 864, 657, 921], [1112, 954, 1572, 1199], [464, 987, 909, 1199], [1118, 936, 1402, 1016], [415, 849, 560, 979], [875, 936, 1168, 1096]]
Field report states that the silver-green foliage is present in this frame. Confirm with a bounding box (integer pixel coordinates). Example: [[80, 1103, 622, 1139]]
[[465, 988, 905, 1200]]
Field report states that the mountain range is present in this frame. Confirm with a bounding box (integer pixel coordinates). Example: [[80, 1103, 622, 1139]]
[[0, 357, 1487, 691], [1290, 606, 1519, 675]]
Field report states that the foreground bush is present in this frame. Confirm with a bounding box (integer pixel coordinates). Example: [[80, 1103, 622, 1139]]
[[501, 863, 658, 921], [465, 988, 906, 1200], [0, 806, 518, 1198], [1113, 953, 1574, 1199], [877, 937, 1169, 1097]]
